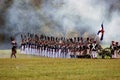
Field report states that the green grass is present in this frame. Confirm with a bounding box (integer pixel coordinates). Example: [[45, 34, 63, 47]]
[[0, 50, 120, 80]]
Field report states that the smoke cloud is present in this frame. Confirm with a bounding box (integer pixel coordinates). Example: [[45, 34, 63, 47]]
[[0, 0, 120, 49]]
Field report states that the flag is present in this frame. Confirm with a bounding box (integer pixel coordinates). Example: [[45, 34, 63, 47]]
[[97, 23, 104, 41]]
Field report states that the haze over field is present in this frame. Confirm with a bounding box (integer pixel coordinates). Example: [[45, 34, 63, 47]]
[[0, 0, 120, 49]]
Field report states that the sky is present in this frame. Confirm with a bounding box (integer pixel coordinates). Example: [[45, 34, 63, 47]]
[[0, 0, 120, 48]]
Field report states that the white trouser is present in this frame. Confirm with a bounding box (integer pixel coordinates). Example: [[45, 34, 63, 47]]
[[92, 51, 97, 58], [112, 50, 117, 58]]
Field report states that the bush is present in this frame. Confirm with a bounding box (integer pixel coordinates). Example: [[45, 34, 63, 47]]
[[98, 47, 111, 59]]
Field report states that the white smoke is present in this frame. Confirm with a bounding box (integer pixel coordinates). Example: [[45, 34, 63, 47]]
[[105, 12, 120, 44], [1, 0, 120, 45]]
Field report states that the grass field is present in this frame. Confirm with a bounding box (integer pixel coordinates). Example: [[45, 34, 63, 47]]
[[0, 50, 120, 80]]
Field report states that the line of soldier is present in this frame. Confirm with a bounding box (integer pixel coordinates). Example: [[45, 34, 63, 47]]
[[20, 33, 101, 58], [110, 41, 120, 58]]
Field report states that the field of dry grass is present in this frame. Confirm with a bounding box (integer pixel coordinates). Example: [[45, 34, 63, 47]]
[[0, 50, 120, 80]]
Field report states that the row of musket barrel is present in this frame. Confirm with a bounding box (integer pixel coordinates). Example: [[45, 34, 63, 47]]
[[20, 33, 102, 58]]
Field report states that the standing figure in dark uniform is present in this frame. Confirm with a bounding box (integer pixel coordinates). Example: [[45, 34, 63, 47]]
[[11, 37, 17, 58], [110, 41, 115, 58]]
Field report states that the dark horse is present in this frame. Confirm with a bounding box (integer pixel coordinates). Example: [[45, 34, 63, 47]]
[[11, 37, 17, 58]]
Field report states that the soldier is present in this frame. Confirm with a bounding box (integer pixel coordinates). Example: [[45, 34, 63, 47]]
[[11, 37, 17, 58], [70, 44, 75, 58], [58, 42, 62, 58], [80, 43, 84, 56], [112, 42, 120, 58], [115, 42, 119, 58], [89, 43, 93, 58], [76, 46, 80, 58], [55, 43, 59, 58], [91, 41, 98, 58], [64, 44, 69, 58], [47, 42, 50, 57], [110, 41, 115, 58], [61, 44, 64, 58], [25, 37, 29, 55], [86, 37, 91, 55], [20, 39, 25, 54], [71, 43, 76, 58]]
